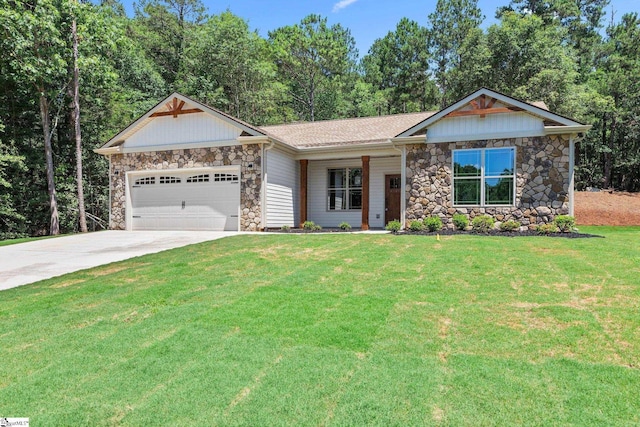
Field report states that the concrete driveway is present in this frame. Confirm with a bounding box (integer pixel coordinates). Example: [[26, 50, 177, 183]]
[[0, 230, 236, 291]]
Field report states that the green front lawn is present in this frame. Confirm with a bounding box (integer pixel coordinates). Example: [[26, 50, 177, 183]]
[[1, 227, 639, 426]]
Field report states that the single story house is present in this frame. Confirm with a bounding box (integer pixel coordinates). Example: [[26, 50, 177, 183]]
[[95, 87, 591, 232]]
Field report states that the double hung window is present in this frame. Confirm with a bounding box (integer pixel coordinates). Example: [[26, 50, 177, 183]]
[[327, 168, 362, 210], [453, 148, 515, 206]]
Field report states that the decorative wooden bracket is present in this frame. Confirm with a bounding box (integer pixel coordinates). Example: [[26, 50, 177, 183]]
[[150, 97, 203, 118], [446, 95, 522, 118]]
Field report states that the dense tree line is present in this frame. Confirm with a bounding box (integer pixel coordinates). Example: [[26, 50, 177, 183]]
[[0, 0, 638, 237]]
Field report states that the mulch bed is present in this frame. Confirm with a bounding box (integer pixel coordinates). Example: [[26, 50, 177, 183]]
[[268, 228, 603, 238], [394, 229, 603, 238]]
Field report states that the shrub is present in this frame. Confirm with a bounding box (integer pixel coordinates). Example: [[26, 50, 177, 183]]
[[452, 213, 469, 230], [409, 220, 424, 231], [554, 215, 576, 233], [423, 216, 443, 232], [339, 222, 352, 231], [280, 225, 290, 231], [302, 221, 319, 231], [471, 215, 495, 233], [385, 220, 402, 232], [499, 220, 521, 232], [313, 224, 322, 231], [536, 223, 558, 235]]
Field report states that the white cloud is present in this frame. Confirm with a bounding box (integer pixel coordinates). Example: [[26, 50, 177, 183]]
[[332, 0, 358, 12]]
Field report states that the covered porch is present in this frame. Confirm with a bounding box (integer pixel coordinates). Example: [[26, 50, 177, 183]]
[[298, 154, 404, 230]]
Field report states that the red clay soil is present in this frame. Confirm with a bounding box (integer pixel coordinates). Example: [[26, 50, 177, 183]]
[[574, 191, 640, 226]]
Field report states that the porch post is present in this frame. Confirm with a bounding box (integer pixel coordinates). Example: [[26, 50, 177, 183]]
[[361, 155, 370, 230], [300, 159, 308, 227]]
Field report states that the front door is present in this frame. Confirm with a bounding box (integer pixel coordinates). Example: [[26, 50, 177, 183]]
[[385, 174, 401, 225]]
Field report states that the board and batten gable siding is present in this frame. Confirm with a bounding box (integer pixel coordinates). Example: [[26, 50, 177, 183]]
[[265, 147, 299, 227], [125, 113, 242, 148], [307, 156, 400, 229], [426, 112, 544, 143]]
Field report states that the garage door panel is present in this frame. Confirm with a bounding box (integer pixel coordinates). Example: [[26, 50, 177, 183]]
[[130, 171, 240, 231]]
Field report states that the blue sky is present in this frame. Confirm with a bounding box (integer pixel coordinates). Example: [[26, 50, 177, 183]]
[[122, 0, 639, 57]]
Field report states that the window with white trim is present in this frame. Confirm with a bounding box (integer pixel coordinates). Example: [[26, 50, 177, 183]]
[[134, 177, 155, 185], [186, 174, 210, 183], [214, 173, 238, 182], [159, 176, 181, 184], [327, 168, 362, 210], [453, 147, 515, 206]]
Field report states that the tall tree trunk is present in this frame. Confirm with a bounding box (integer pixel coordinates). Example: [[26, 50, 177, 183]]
[[72, 17, 88, 232], [39, 93, 60, 235]]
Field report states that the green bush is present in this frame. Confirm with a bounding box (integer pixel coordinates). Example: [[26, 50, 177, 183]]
[[536, 223, 558, 235], [452, 213, 469, 230], [280, 225, 291, 231], [471, 215, 495, 233], [554, 215, 576, 233], [409, 220, 424, 231], [385, 220, 402, 232], [499, 220, 521, 232], [302, 221, 319, 231], [339, 222, 352, 231], [423, 216, 443, 232]]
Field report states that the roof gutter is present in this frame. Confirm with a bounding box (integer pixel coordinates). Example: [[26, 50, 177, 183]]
[[544, 125, 592, 135], [390, 136, 426, 145]]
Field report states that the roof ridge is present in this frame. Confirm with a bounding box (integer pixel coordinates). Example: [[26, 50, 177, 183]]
[[260, 111, 435, 129]]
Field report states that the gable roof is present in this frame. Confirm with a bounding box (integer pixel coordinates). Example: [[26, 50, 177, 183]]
[[261, 112, 435, 149], [99, 92, 265, 151], [397, 87, 588, 138]]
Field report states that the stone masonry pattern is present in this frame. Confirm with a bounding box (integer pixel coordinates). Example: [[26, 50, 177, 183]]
[[109, 144, 262, 231], [406, 135, 571, 229]]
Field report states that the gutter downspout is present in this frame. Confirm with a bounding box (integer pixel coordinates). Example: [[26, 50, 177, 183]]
[[391, 141, 407, 230], [261, 139, 275, 231], [568, 132, 586, 217], [108, 154, 112, 230]]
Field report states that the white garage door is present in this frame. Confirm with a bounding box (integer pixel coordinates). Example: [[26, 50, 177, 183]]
[[130, 170, 240, 231]]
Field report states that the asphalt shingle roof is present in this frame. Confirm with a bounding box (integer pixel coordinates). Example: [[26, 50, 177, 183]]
[[260, 111, 436, 148]]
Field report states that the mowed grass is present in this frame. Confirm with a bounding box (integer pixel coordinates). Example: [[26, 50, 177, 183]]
[[1, 227, 639, 426]]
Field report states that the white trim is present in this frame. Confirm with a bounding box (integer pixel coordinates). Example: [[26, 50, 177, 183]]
[[397, 88, 586, 138], [401, 145, 407, 229], [569, 135, 575, 216], [390, 136, 426, 145], [101, 92, 264, 150], [544, 125, 592, 135], [427, 130, 545, 144], [108, 154, 112, 229], [116, 139, 248, 154], [451, 147, 517, 208], [294, 146, 398, 161], [262, 140, 275, 231]]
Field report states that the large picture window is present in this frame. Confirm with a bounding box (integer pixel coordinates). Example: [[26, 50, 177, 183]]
[[327, 168, 362, 210], [453, 147, 515, 206]]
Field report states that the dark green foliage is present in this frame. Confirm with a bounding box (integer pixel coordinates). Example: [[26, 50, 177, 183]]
[[472, 215, 495, 233], [554, 215, 576, 233], [536, 223, 559, 234], [423, 216, 443, 232], [499, 219, 521, 232], [385, 220, 402, 232], [339, 222, 352, 231], [452, 213, 469, 230], [409, 220, 424, 231]]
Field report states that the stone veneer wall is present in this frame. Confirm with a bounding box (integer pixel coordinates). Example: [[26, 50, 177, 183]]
[[109, 144, 262, 231], [406, 135, 571, 229]]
